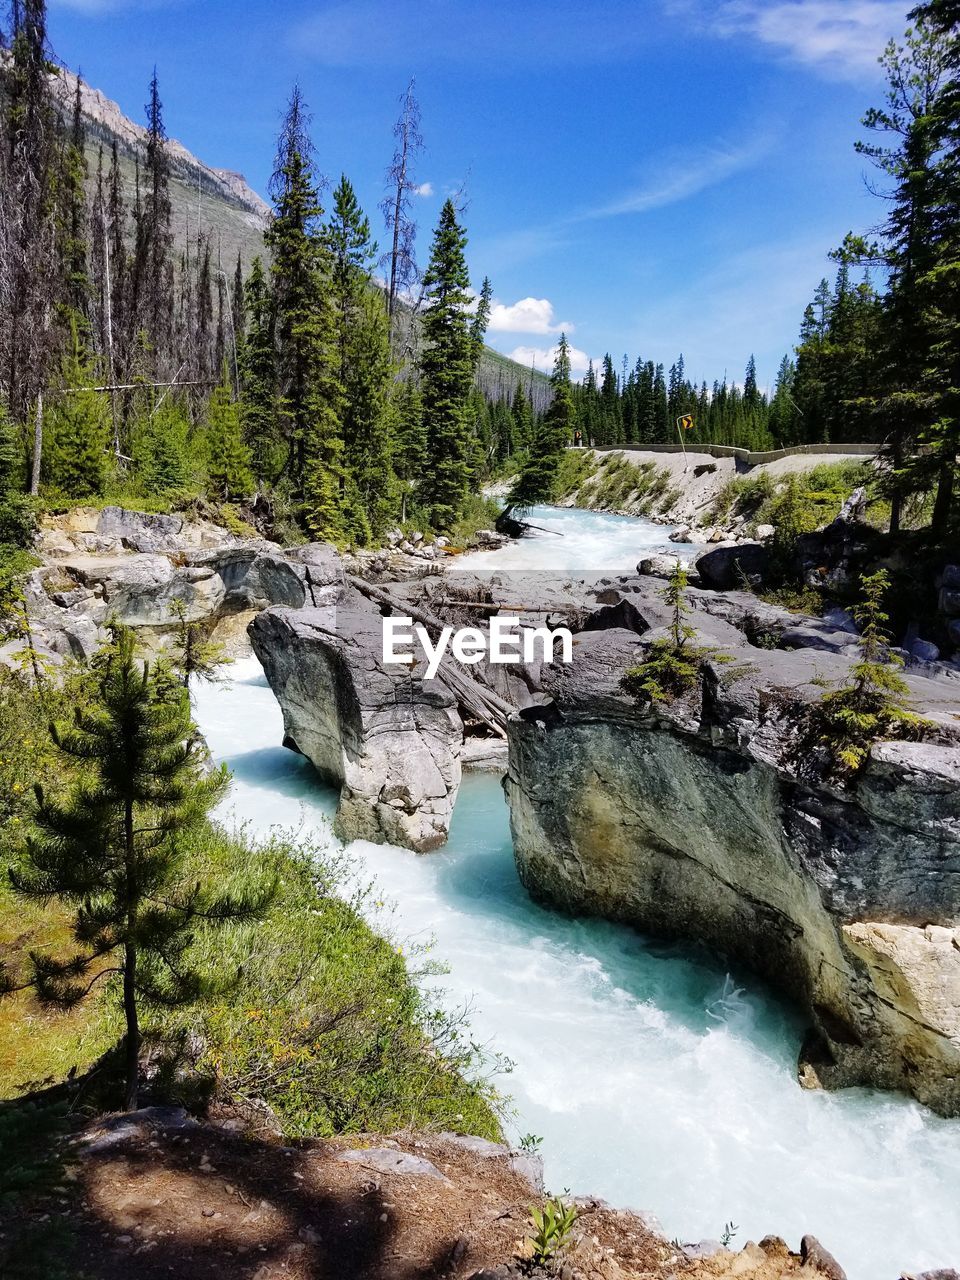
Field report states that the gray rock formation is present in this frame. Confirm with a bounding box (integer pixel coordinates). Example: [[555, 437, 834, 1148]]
[[249, 602, 464, 852], [8, 509, 341, 663], [693, 540, 768, 589], [504, 619, 960, 1115]]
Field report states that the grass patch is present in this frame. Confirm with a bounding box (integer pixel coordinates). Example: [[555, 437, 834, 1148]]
[[564, 452, 676, 516], [165, 826, 507, 1140], [711, 461, 877, 532], [0, 662, 506, 1139]]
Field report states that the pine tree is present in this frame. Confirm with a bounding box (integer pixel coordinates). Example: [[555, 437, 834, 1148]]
[[325, 176, 394, 538], [239, 256, 279, 483], [134, 398, 191, 496], [470, 275, 493, 369], [509, 334, 575, 509], [389, 379, 426, 523], [416, 199, 475, 530], [1, 0, 58, 446], [3, 626, 270, 1110], [267, 89, 356, 543], [205, 377, 254, 502], [61, 75, 90, 324], [44, 322, 109, 498], [131, 72, 174, 375], [380, 79, 423, 342]]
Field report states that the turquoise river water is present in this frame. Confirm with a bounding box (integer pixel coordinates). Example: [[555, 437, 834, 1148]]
[[192, 506, 960, 1279]]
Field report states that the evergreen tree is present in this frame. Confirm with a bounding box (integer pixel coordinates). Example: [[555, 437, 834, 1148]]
[[131, 72, 174, 374], [416, 199, 474, 530], [3, 626, 270, 1110], [134, 399, 191, 496], [389, 379, 426, 523], [325, 175, 394, 538], [239, 256, 279, 483], [205, 377, 254, 502], [61, 75, 90, 324], [44, 322, 108, 498], [266, 89, 355, 543], [509, 333, 575, 509], [470, 275, 493, 369]]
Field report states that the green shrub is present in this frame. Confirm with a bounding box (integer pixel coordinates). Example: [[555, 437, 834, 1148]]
[[526, 1195, 578, 1267], [812, 570, 932, 775]]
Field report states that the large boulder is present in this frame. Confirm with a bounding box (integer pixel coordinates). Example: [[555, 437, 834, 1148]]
[[249, 601, 464, 851], [693, 540, 767, 590], [504, 623, 960, 1115]]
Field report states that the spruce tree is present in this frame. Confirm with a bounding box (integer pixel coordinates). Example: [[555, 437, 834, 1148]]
[[267, 89, 355, 543], [205, 378, 254, 502], [389, 380, 426, 523], [509, 334, 575, 510], [239, 256, 279, 483], [3, 626, 270, 1110], [44, 323, 109, 498], [417, 199, 474, 530], [470, 275, 493, 369], [325, 175, 395, 538]]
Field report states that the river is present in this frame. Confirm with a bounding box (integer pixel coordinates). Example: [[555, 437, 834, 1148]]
[[192, 506, 960, 1279]]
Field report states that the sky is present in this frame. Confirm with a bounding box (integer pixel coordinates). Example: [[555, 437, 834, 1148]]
[[46, 0, 913, 389]]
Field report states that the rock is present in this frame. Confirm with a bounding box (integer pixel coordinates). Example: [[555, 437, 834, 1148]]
[[910, 638, 941, 664], [942, 565, 960, 589], [779, 618, 859, 654], [337, 1148, 451, 1182], [435, 536, 449, 548], [96, 506, 184, 552], [950, 618, 960, 648], [669, 525, 693, 544], [385, 528, 403, 548], [909, 1271, 960, 1280], [249, 602, 464, 851], [461, 737, 509, 771], [940, 588, 960, 617], [504, 623, 960, 1115], [693, 541, 768, 590], [682, 1239, 725, 1259], [10, 540, 323, 670], [754, 523, 775, 540], [838, 486, 867, 523], [823, 606, 858, 634], [637, 554, 683, 579], [437, 1132, 544, 1192], [800, 1234, 846, 1279]]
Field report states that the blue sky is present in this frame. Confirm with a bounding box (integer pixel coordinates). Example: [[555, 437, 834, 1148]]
[[48, 0, 911, 388]]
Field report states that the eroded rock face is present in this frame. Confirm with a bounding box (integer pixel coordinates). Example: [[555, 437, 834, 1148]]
[[504, 626, 960, 1115], [11, 514, 341, 663], [249, 603, 463, 852]]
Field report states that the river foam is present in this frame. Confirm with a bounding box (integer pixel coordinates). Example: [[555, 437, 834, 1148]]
[[193, 510, 960, 1279]]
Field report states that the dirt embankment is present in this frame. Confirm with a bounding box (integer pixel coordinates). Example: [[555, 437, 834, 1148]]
[[564, 449, 875, 529], [2, 1107, 852, 1280]]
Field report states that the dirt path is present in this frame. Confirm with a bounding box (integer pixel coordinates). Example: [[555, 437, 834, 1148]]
[[2, 1108, 850, 1280]]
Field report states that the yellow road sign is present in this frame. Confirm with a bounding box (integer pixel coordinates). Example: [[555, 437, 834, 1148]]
[[678, 414, 694, 431]]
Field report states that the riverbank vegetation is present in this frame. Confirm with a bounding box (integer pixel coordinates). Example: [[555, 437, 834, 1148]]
[[0, 634, 504, 1138]]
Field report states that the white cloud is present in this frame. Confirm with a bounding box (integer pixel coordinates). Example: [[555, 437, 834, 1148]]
[[507, 343, 595, 379], [672, 0, 908, 79], [413, 182, 434, 197], [488, 297, 572, 336]]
